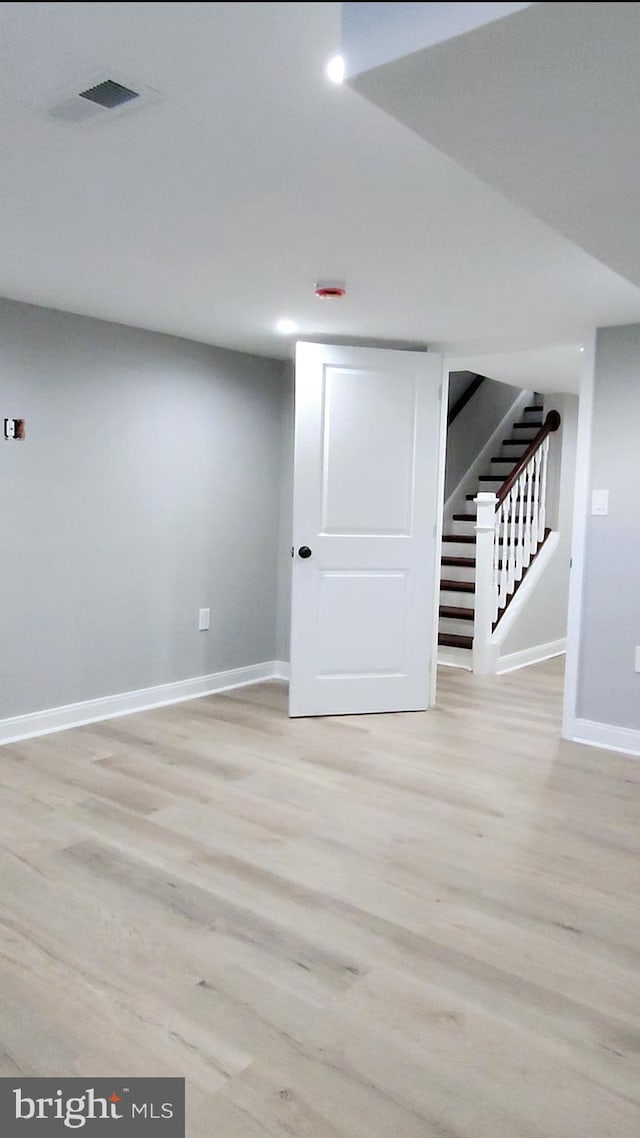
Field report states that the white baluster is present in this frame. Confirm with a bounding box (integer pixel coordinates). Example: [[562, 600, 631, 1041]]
[[531, 448, 541, 554], [522, 464, 531, 564], [515, 467, 525, 582], [507, 486, 517, 594], [538, 435, 549, 543], [498, 499, 508, 610]]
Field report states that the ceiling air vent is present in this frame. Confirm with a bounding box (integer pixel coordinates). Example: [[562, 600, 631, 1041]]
[[78, 79, 139, 109], [47, 73, 162, 125]]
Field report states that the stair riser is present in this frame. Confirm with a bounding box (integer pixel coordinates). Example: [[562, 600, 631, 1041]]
[[497, 450, 528, 463], [448, 518, 477, 536], [439, 616, 476, 636], [440, 589, 476, 609], [441, 540, 477, 557], [487, 466, 541, 480], [439, 564, 476, 583], [488, 465, 517, 476]]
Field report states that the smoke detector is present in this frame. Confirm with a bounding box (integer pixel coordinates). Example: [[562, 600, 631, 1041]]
[[315, 280, 346, 299], [46, 73, 163, 125]]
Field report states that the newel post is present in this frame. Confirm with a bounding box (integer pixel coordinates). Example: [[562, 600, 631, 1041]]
[[473, 492, 498, 675]]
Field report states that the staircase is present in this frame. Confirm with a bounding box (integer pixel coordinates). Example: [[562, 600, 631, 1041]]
[[438, 399, 547, 667]]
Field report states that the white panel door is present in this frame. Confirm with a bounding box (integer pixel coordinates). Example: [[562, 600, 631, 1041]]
[[289, 342, 444, 717]]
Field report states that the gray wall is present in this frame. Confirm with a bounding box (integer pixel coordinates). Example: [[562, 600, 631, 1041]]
[[0, 299, 286, 719], [447, 370, 474, 414], [499, 393, 578, 655], [445, 375, 522, 500], [343, 2, 530, 79], [577, 324, 640, 731]]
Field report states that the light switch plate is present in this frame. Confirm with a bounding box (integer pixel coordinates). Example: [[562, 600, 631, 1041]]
[[198, 608, 210, 631], [635, 647, 640, 674], [591, 489, 609, 515]]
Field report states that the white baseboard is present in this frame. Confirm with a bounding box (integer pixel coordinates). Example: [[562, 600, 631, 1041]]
[[496, 638, 566, 674], [571, 718, 640, 759], [0, 661, 285, 746], [272, 660, 290, 681]]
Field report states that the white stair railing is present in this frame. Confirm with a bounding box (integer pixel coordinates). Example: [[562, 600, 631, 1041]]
[[473, 411, 560, 674], [492, 436, 549, 622]]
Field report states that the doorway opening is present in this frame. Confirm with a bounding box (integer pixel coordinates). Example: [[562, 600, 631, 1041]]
[[435, 343, 584, 710]]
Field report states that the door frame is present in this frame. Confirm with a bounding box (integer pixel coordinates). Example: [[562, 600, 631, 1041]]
[[429, 356, 451, 705], [434, 340, 594, 729], [562, 330, 596, 741]]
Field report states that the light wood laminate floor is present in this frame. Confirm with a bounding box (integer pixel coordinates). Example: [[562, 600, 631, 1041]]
[[1, 658, 639, 1136]]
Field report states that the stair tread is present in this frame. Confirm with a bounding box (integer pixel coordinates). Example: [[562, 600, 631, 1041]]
[[440, 578, 475, 593], [441, 555, 476, 567], [502, 439, 527, 445], [525, 404, 544, 411], [450, 518, 529, 543], [491, 457, 517, 463], [466, 493, 538, 503], [466, 491, 533, 500], [513, 421, 543, 428], [452, 513, 476, 521], [478, 475, 505, 481], [438, 632, 473, 650], [439, 604, 474, 621]]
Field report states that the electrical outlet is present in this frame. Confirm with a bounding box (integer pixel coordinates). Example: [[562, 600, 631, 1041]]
[[4, 418, 25, 440], [198, 608, 210, 632]]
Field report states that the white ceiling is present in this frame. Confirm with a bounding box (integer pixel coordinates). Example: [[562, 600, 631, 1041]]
[[1, 2, 640, 359], [447, 343, 583, 395], [350, 1, 640, 294]]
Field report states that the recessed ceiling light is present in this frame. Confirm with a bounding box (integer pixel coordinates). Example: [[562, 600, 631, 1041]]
[[276, 318, 298, 335], [326, 55, 345, 84], [579, 345, 585, 352]]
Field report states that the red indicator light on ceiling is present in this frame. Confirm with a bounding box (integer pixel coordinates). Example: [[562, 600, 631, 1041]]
[[315, 281, 346, 299]]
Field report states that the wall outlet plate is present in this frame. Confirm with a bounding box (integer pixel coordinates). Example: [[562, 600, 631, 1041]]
[[4, 418, 25, 439]]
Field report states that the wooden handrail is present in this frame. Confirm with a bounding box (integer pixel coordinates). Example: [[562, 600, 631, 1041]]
[[496, 409, 561, 505], [448, 374, 485, 427]]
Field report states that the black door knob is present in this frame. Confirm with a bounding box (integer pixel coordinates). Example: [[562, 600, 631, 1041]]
[[298, 546, 312, 559]]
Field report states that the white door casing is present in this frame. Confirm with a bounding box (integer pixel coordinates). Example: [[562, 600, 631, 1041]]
[[289, 342, 443, 717]]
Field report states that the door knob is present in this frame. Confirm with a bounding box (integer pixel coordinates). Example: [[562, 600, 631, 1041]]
[[298, 546, 312, 559]]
